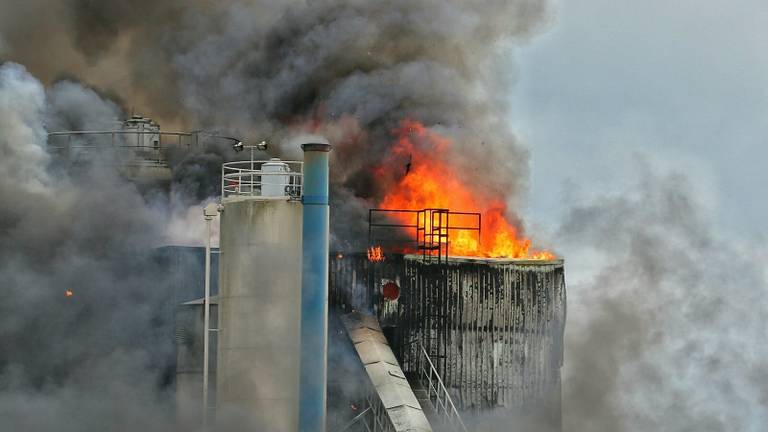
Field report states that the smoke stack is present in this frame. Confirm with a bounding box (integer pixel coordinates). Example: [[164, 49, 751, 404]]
[[299, 142, 331, 432]]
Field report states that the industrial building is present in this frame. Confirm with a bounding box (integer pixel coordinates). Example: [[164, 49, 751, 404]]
[[168, 157, 566, 431], [50, 122, 566, 431]]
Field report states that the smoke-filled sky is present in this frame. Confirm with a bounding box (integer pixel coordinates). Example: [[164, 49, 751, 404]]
[[509, 1, 768, 430], [513, 0, 768, 242], [1, 0, 767, 431]]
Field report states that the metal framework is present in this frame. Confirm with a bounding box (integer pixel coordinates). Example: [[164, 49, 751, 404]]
[[47, 130, 239, 168], [368, 209, 481, 263]]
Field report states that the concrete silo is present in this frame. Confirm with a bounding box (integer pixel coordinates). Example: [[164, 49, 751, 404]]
[[216, 158, 304, 430]]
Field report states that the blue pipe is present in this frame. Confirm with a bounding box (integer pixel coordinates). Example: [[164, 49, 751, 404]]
[[299, 143, 331, 432]]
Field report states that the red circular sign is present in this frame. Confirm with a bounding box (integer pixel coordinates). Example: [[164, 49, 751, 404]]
[[382, 281, 400, 301]]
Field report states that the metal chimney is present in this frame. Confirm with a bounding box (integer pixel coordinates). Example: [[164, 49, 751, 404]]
[[299, 142, 331, 432]]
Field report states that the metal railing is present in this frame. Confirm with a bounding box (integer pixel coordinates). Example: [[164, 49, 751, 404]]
[[47, 130, 238, 168], [337, 379, 397, 432], [411, 344, 468, 432], [221, 160, 303, 200], [368, 208, 481, 263]]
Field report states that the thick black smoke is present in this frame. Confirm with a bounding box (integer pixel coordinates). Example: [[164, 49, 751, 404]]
[[1, 0, 551, 250], [173, 0, 549, 249]]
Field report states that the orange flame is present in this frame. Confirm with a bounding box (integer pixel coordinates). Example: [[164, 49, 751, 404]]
[[367, 246, 386, 262], [65, 290, 74, 297], [377, 120, 555, 260]]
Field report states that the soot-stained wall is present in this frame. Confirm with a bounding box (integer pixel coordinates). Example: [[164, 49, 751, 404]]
[[328, 254, 566, 429]]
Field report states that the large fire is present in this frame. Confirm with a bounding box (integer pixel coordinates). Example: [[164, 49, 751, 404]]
[[377, 120, 555, 260]]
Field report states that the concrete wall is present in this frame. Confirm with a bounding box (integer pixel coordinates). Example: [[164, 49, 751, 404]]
[[217, 199, 302, 431]]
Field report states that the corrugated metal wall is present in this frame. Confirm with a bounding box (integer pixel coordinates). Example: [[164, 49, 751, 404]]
[[329, 254, 565, 425], [329, 253, 405, 323]]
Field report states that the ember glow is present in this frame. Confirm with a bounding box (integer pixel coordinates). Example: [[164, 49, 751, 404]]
[[378, 120, 555, 260], [367, 246, 386, 262]]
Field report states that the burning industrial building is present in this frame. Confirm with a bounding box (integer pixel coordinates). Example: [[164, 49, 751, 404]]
[[0, 77, 564, 432], [158, 135, 565, 430], [0, 0, 566, 430], [6, 1, 766, 432]]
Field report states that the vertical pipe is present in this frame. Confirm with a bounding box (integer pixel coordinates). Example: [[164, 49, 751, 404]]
[[203, 216, 211, 427], [202, 203, 218, 428], [299, 143, 331, 432]]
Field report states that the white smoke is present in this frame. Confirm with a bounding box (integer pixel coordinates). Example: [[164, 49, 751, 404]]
[[559, 162, 768, 431], [0, 63, 50, 193]]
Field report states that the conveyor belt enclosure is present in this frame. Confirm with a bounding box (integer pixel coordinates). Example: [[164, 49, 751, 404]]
[[342, 312, 432, 432]]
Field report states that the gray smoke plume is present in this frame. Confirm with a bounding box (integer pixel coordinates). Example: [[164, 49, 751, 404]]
[[0, 63, 187, 431], [559, 162, 768, 431], [170, 0, 549, 249], [1, 0, 552, 250]]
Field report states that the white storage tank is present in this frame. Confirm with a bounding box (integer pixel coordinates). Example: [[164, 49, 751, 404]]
[[261, 158, 290, 197], [216, 164, 303, 430]]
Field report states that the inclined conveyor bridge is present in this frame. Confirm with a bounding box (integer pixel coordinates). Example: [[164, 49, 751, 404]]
[[338, 312, 467, 432]]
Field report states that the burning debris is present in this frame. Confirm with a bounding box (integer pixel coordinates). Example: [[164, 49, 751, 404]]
[[366, 245, 385, 262]]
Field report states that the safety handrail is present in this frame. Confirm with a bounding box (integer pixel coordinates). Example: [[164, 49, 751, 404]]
[[415, 344, 468, 432], [221, 160, 303, 200], [338, 407, 372, 432], [47, 130, 222, 168], [336, 380, 398, 432]]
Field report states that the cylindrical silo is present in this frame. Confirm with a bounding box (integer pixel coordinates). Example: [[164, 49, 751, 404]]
[[216, 173, 303, 430]]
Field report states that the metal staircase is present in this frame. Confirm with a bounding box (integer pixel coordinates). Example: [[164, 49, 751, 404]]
[[407, 344, 468, 432], [416, 209, 450, 262]]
